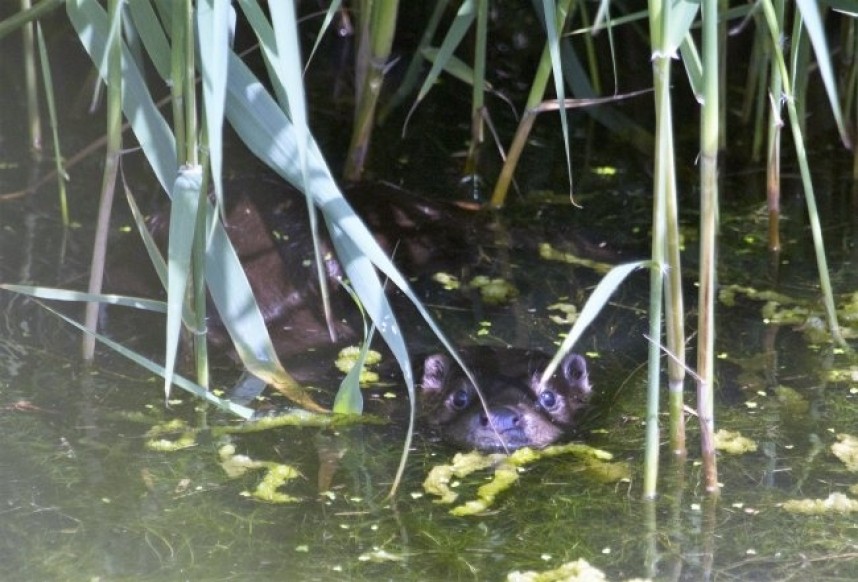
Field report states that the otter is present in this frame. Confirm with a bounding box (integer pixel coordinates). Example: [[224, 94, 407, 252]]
[[419, 346, 591, 451], [110, 178, 594, 449]]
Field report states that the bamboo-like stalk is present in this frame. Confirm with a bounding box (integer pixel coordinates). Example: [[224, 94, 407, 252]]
[[843, 22, 858, 181], [697, 0, 720, 494], [765, 0, 784, 253], [644, 48, 668, 504], [760, 0, 846, 346], [662, 127, 686, 459], [20, 0, 42, 153], [181, 0, 197, 168], [462, 0, 488, 180], [82, 0, 122, 361], [181, 0, 207, 390], [717, 0, 728, 149], [344, 0, 400, 181]]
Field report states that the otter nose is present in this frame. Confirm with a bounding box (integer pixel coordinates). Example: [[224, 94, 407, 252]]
[[480, 407, 521, 432]]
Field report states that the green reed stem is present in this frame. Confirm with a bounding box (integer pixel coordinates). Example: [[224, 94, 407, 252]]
[[760, 0, 845, 346], [462, 0, 487, 178], [344, 0, 400, 180], [36, 23, 68, 226], [644, 8, 669, 499]]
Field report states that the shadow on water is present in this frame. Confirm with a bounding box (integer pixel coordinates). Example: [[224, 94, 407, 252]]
[[3, 15, 858, 582]]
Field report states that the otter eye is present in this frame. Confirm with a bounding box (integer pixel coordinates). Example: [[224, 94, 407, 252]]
[[449, 388, 471, 410], [539, 390, 558, 409]]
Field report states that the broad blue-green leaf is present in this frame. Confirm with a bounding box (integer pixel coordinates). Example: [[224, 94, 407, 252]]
[[664, 0, 700, 57], [69, 0, 321, 411], [164, 166, 203, 400], [126, 0, 171, 80], [197, 0, 234, 207], [679, 32, 703, 101], [67, 0, 178, 193], [541, 261, 648, 383]]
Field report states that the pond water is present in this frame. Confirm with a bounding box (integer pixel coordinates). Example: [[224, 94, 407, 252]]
[[3, 10, 858, 582]]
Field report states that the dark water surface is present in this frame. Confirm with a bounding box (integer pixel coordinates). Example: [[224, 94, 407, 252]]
[[3, 12, 858, 582]]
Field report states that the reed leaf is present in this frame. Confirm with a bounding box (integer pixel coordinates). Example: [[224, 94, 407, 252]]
[[796, 0, 850, 147], [68, 0, 321, 410], [197, 0, 232, 206], [332, 282, 372, 415], [406, 0, 475, 123], [67, 0, 178, 192], [538, 0, 573, 196], [305, 0, 344, 70], [540, 261, 647, 384], [35, 23, 68, 226], [126, 0, 171, 81], [0, 284, 167, 313], [38, 302, 254, 419], [164, 167, 203, 399]]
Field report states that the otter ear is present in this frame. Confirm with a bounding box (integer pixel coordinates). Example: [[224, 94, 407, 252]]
[[421, 354, 452, 393], [562, 354, 588, 383]]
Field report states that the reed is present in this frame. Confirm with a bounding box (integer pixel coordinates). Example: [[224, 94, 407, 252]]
[[697, 0, 720, 494], [344, 0, 400, 180], [0, 0, 852, 503], [81, 0, 122, 363]]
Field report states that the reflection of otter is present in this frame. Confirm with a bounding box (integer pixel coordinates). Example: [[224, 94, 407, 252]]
[[420, 346, 591, 451]]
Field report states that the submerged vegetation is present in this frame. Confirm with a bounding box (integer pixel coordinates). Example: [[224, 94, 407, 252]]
[[0, 0, 857, 525]]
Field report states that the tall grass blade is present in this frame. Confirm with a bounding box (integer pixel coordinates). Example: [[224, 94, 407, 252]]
[[35, 23, 68, 226], [539, 0, 573, 197], [0, 0, 63, 41], [332, 282, 371, 415], [37, 302, 254, 419], [405, 0, 475, 124], [305, 0, 344, 70], [0, 284, 167, 313], [540, 261, 647, 383]]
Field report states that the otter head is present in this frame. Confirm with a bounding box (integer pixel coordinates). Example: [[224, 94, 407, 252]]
[[419, 348, 591, 451]]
